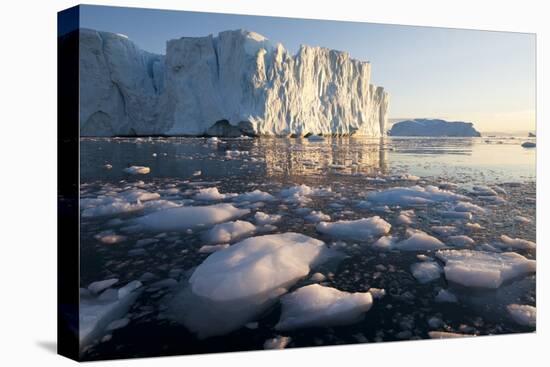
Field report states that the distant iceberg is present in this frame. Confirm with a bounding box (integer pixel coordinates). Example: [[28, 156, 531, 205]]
[[388, 118, 481, 137]]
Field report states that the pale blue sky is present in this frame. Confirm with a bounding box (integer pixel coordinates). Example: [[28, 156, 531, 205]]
[[80, 5, 536, 133]]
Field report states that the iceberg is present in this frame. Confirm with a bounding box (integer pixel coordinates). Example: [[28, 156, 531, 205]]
[[79, 28, 389, 137], [388, 119, 481, 137]]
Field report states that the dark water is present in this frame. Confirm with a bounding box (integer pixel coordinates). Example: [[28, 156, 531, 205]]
[[79, 136, 536, 360]]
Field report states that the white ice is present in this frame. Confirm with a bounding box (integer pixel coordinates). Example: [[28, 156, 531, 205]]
[[123, 166, 150, 175], [133, 204, 250, 232], [436, 249, 536, 288], [393, 232, 446, 251], [305, 210, 331, 223], [275, 284, 373, 330], [254, 211, 282, 225], [366, 185, 469, 207], [506, 304, 536, 327], [194, 187, 236, 201], [202, 220, 256, 244], [316, 216, 391, 241], [410, 261, 442, 283]]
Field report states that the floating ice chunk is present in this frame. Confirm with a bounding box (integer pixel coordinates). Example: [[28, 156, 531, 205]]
[[396, 210, 414, 225], [190, 233, 328, 301], [194, 187, 236, 201], [431, 226, 458, 236], [81, 198, 144, 218], [198, 244, 231, 253], [498, 235, 536, 250], [133, 204, 250, 232], [438, 211, 472, 220], [202, 220, 256, 244], [275, 284, 373, 330], [316, 216, 391, 241], [367, 185, 469, 207], [169, 233, 331, 338], [310, 272, 326, 282], [470, 185, 498, 196], [466, 222, 484, 231], [123, 166, 150, 175], [514, 216, 532, 224], [254, 211, 282, 225], [305, 210, 331, 223], [372, 235, 396, 250], [410, 262, 442, 283], [428, 331, 472, 339], [264, 336, 292, 349], [369, 288, 386, 299], [448, 235, 475, 247], [234, 190, 275, 202], [94, 231, 127, 244], [207, 137, 219, 144], [80, 281, 141, 348], [88, 278, 119, 294], [435, 289, 458, 303], [436, 249, 536, 288], [280, 184, 330, 203], [506, 304, 536, 327], [454, 201, 486, 214], [394, 233, 446, 251], [104, 164, 113, 170]]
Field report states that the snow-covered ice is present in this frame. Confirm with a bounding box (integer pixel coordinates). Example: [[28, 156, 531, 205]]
[[133, 204, 250, 232], [506, 304, 536, 327], [394, 232, 446, 251], [194, 187, 236, 201], [366, 186, 469, 206], [275, 284, 373, 330], [254, 212, 282, 225], [202, 220, 256, 244], [436, 249, 536, 288], [316, 216, 391, 241]]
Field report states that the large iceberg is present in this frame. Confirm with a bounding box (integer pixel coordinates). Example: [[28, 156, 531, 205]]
[[79, 28, 389, 137], [388, 119, 481, 137]]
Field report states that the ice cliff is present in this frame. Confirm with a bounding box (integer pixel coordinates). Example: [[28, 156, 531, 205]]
[[388, 119, 481, 137], [79, 28, 389, 137]]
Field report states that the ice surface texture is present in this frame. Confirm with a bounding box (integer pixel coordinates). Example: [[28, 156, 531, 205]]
[[79, 29, 388, 137]]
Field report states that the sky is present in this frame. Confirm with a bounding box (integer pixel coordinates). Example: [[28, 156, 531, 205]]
[[80, 5, 536, 133]]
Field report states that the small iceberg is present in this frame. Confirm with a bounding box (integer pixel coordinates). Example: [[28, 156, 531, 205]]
[[275, 284, 373, 330], [506, 304, 536, 327], [316, 216, 391, 241]]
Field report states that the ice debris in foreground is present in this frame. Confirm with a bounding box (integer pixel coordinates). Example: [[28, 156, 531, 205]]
[[436, 249, 536, 288], [393, 232, 446, 251], [80, 280, 142, 348], [194, 187, 236, 201], [498, 235, 536, 250], [133, 204, 250, 232], [316, 216, 391, 241], [264, 336, 292, 349], [366, 185, 469, 206], [169, 233, 333, 338], [506, 304, 536, 327], [254, 211, 282, 225], [275, 284, 373, 330]]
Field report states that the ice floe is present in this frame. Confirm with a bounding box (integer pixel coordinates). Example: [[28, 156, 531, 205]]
[[80, 280, 142, 348], [410, 261, 442, 283], [202, 220, 256, 244], [316, 216, 391, 241], [506, 304, 536, 327], [254, 211, 282, 225], [123, 166, 150, 175], [366, 185, 469, 207], [435, 289, 458, 303], [133, 204, 250, 232], [275, 284, 373, 330], [198, 244, 231, 253], [305, 210, 331, 223], [169, 233, 333, 338], [194, 187, 236, 201], [394, 232, 446, 251], [498, 235, 536, 250], [94, 231, 127, 244], [448, 235, 475, 247], [234, 190, 276, 202], [436, 249, 536, 288], [88, 278, 119, 294]]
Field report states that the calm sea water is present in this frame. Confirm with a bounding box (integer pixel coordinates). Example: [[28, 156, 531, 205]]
[[79, 136, 536, 360]]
